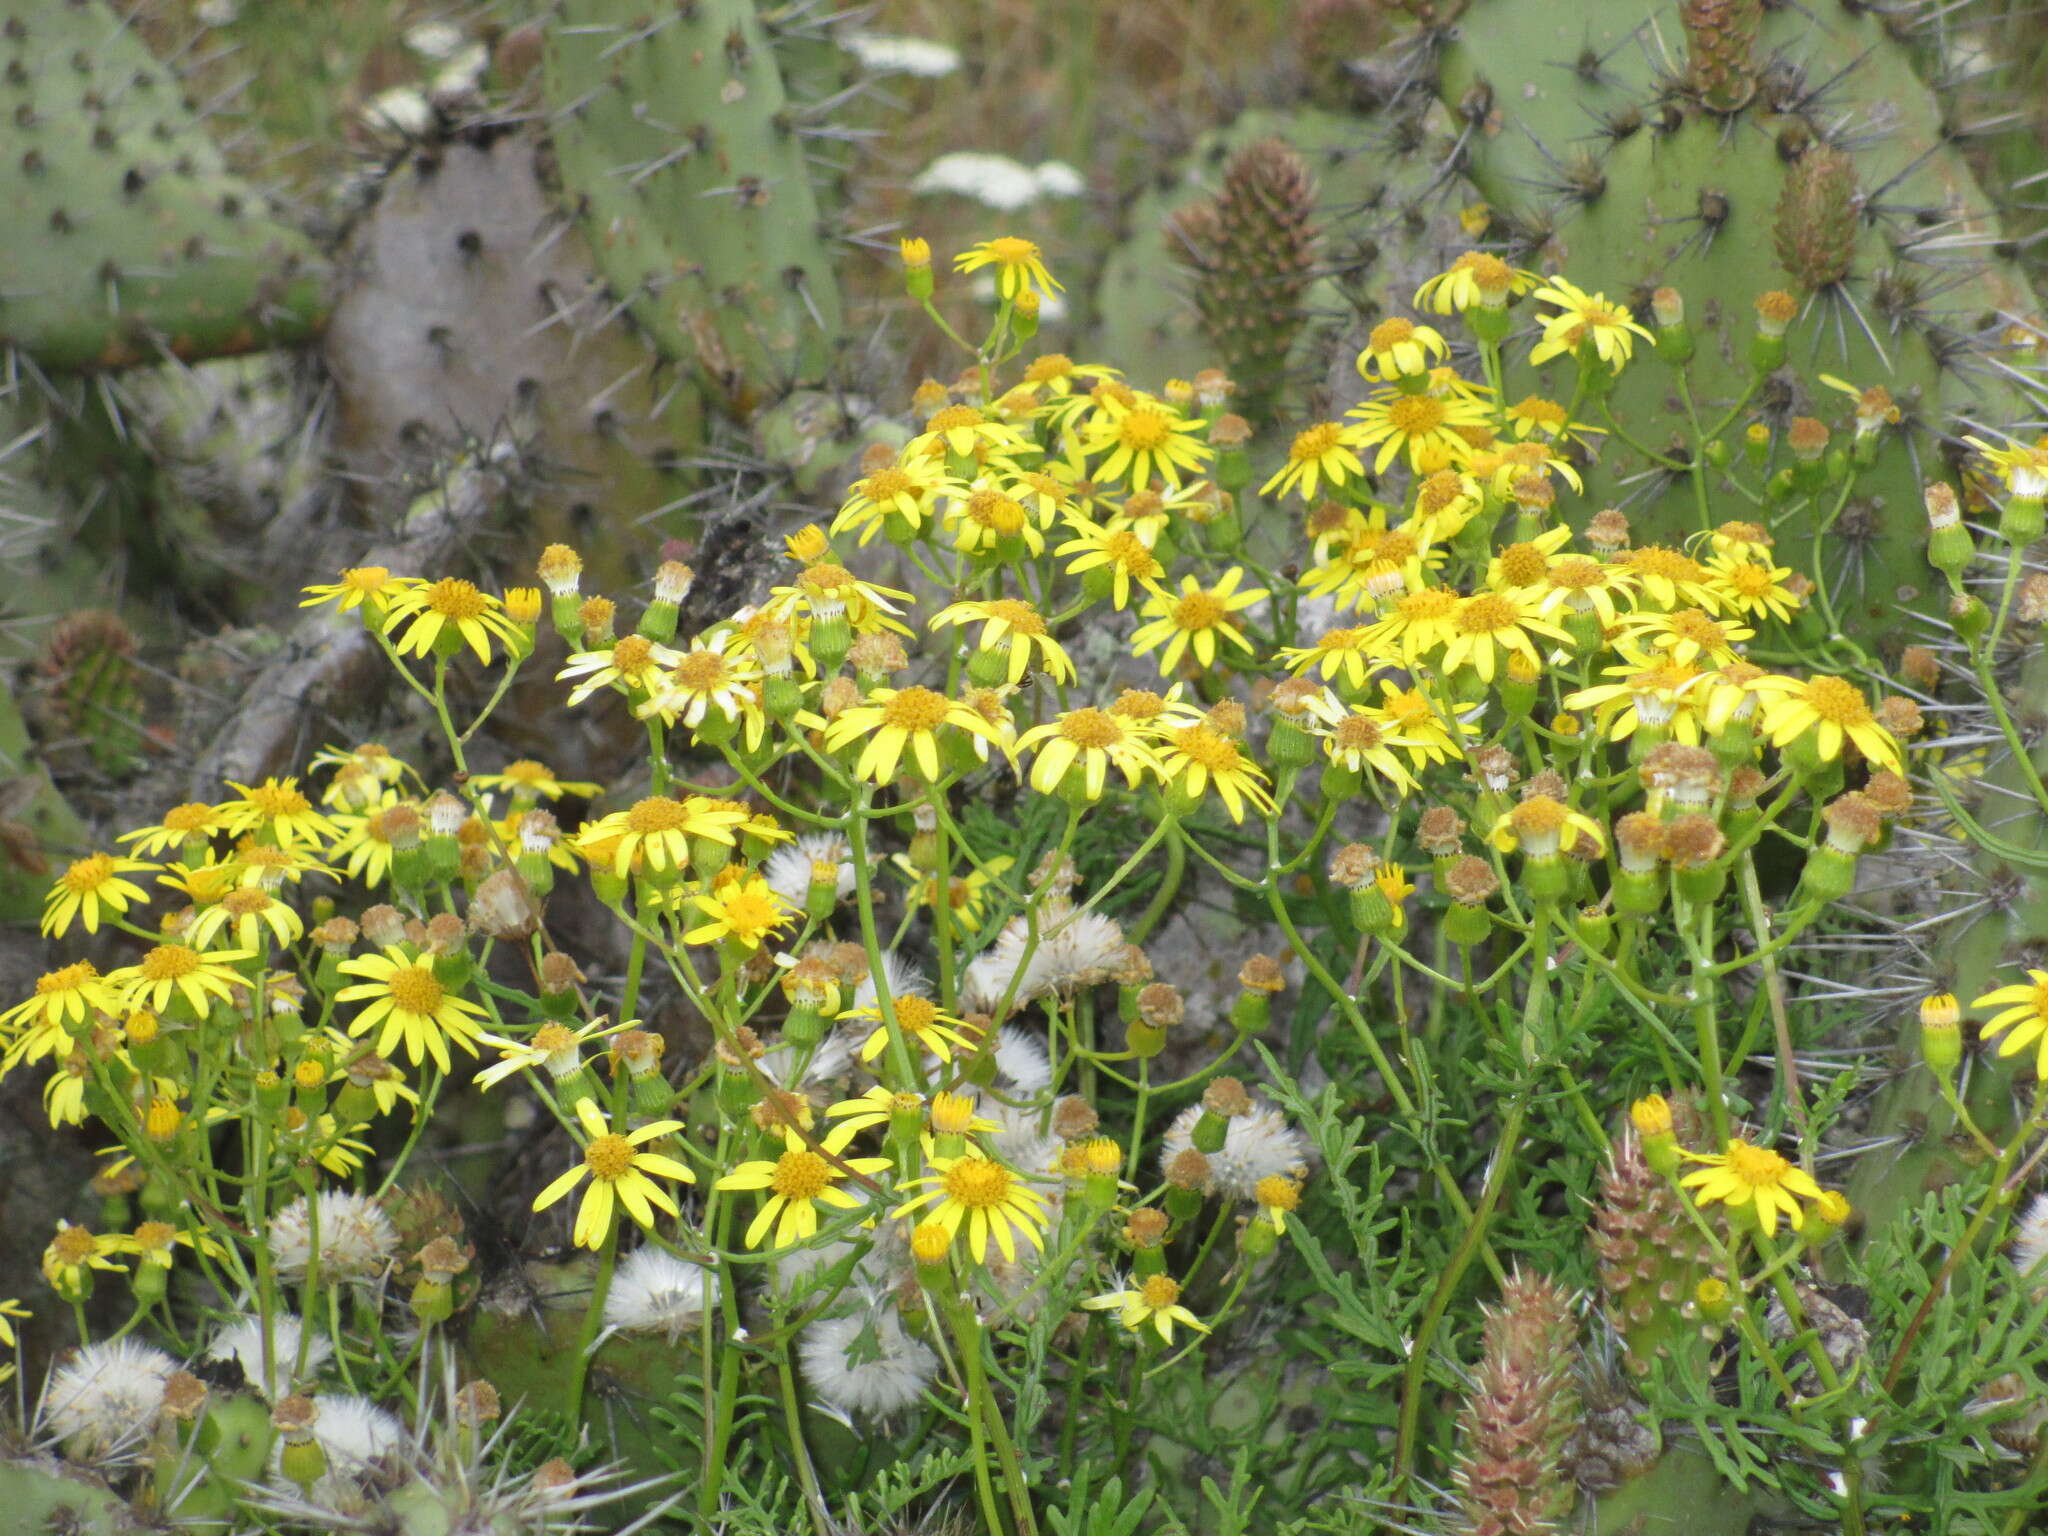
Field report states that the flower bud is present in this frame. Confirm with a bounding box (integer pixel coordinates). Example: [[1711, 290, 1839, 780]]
[[901, 237, 934, 301], [1919, 992, 1962, 1079]]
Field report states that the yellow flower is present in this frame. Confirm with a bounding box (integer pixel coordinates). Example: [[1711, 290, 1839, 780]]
[[1302, 697, 1421, 793], [474, 1016, 634, 1091], [1528, 277, 1655, 368], [1344, 388, 1494, 474], [637, 644, 763, 740], [1130, 569, 1268, 675], [1750, 674, 1903, 773], [1275, 627, 1386, 693], [1014, 707, 1163, 800], [109, 944, 252, 1018], [1154, 722, 1274, 823], [1622, 545, 1721, 610], [42, 1222, 130, 1298], [766, 563, 915, 636], [952, 236, 1062, 302], [468, 760, 601, 805], [117, 802, 230, 858], [1412, 251, 1536, 314], [1679, 1139, 1823, 1235], [822, 685, 1013, 784], [1973, 971, 2048, 1076], [945, 484, 1044, 557], [41, 854, 155, 938], [1355, 317, 1450, 382], [216, 777, 339, 850], [1260, 421, 1368, 501], [1438, 592, 1573, 683], [185, 887, 304, 951], [895, 856, 1013, 935], [894, 1149, 1051, 1263], [1483, 527, 1575, 593], [716, 1122, 891, 1250], [0, 1296, 26, 1369], [1055, 519, 1168, 610], [849, 995, 980, 1066], [1490, 795, 1606, 858], [684, 875, 797, 950], [335, 946, 489, 1074], [1534, 556, 1635, 629], [1564, 658, 1710, 744], [1704, 554, 1802, 623], [380, 577, 525, 664], [832, 455, 970, 546], [1613, 606, 1753, 667], [557, 634, 681, 706], [1075, 396, 1213, 491], [575, 796, 751, 877], [1964, 433, 2048, 498], [300, 566, 419, 614], [930, 598, 1075, 684], [1, 961, 120, 1038], [533, 1097, 695, 1250], [1081, 1272, 1208, 1344]]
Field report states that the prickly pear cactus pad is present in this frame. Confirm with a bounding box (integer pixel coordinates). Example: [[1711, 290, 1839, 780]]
[[0, 0, 325, 370], [543, 0, 845, 417]]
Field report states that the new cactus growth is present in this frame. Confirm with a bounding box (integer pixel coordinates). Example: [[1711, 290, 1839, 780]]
[[1455, 1270, 1584, 1535], [1170, 138, 1322, 421], [30, 610, 146, 777], [0, 0, 325, 371]]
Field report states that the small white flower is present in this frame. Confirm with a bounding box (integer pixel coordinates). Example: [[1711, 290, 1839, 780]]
[[42, 1339, 177, 1455], [268, 1191, 399, 1283], [1160, 1098, 1309, 1201], [800, 1307, 938, 1419], [605, 1248, 718, 1339], [839, 31, 961, 78], [208, 1313, 333, 1399], [764, 834, 855, 912]]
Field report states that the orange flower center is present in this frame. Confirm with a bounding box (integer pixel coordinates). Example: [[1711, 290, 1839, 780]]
[[133, 1220, 176, 1253], [1058, 709, 1124, 749], [422, 578, 490, 621], [1396, 589, 1458, 623], [139, 945, 201, 981], [1723, 1140, 1790, 1188], [1628, 546, 1701, 582], [1666, 610, 1726, 648], [222, 888, 270, 917], [163, 803, 217, 832], [1456, 594, 1522, 635], [385, 964, 445, 1016], [1138, 1274, 1182, 1309], [1023, 353, 1074, 384], [343, 567, 391, 593], [1103, 531, 1160, 575], [1171, 725, 1241, 772], [1511, 796, 1568, 834], [880, 687, 952, 733], [37, 961, 99, 996], [714, 887, 784, 936], [611, 636, 655, 674], [1333, 716, 1384, 751], [927, 405, 986, 434], [52, 1227, 97, 1263], [1385, 396, 1446, 435], [673, 651, 731, 690], [986, 236, 1038, 265], [1292, 422, 1343, 461], [981, 598, 1044, 636], [1496, 544, 1549, 587], [770, 1149, 832, 1201], [895, 995, 939, 1033], [1368, 317, 1414, 353], [943, 1158, 1015, 1209], [584, 1134, 636, 1181], [59, 854, 116, 893], [625, 797, 691, 834], [1549, 558, 1605, 592], [862, 468, 913, 501], [533, 1024, 577, 1054], [1118, 408, 1174, 452], [1803, 676, 1872, 726]]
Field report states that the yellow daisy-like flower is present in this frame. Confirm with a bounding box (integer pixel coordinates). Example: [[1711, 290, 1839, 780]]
[[1750, 674, 1903, 773], [215, 777, 340, 851], [832, 455, 970, 547], [1564, 658, 1710, 744], [468, 760, 602, 805], [1489, 795, 1606, 859], [300, 566, 419, 614], [1, 961, 120, 1037], [1621, 546, 1722, 611], [895, 854, 1014, 936], [185, 887, 304, 951], [911, 404, 1035, 464], [1483, 527, 1576, 594], [1344, 388, 1495, 474], [1081, 1272, 1208, 1344], [849, 995, 981, 1066], [1014, 707, 1163, 800], [895, 1149, 1051, 1264], [0, 1296, 26, 1375], [766, 562, 915, 635], [1154, 723, 1275, 823], [1275, 627, 1387, 693], [1704, 554, 1802, 623], [1075, 397, 1213, 491], [684, 874, 797, 951], [533, 1097, 695, 1250], [575, 796, 752, 877], [1055, 519, 1168, 610], [108, 944, 252, 1018], [821, 685, 1013, 783], [1613, 606, 1753, 667], [1973, 971, 2048, 1076], [930, 598, 1076, 685], [557, 634, 681, 706], [952, 236, 1062, 302], [1412, 250, 1537, 314], [637, 644, 763, 739], [1528, 277, 1655, 369], [41, 853, 155, 938], [335, 946, 489, 1074], [42, 1222, 131, 1299], [117, 802, 230, 858], [1438, 592, 1573, 683], [716, 1122, 891, 1250], [1354, 317, 1450, 382], [1372, 682, 1472, 767], [1679, 1139, 1824, 1235], [1129, 569, 1269, 675], [1963, 433, 2048, 498], [1301, 696, 1421, 794], [1534, 556, 1636, 629], [474, 1016, 634, 1091], [1260, 421, 1368, 502], [380, 577, 525, 664], [945, 484, 1046, 558]]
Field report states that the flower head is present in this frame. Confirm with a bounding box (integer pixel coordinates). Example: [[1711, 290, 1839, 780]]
[[1082, 1272, 1208, 1344], [1679, 1138, 1824, 1234], [1130, 569, 1268, 675], [894, 1149, 1051, 1263], [952, 236, 1062, 302], [41, 854, 155, 938], [685, 874, 797, 951], [1529, 277, 1654, 369], [716, 1122, 891, 1249], [334, 946, 489, 1074], [532, 1098, 695, 1249]]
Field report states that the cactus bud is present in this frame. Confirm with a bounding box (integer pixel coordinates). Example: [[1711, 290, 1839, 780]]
[[1681, 0, 1761, 113], [1454, 1270, 1583, 1534], [1775, 144, 1859, 292]]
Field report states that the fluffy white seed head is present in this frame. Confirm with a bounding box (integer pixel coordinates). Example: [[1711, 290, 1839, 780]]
[[208, 1313, 333, 1400], [800, 1308, 938, 1420], [1160, 1098, 1309, 1201], [42, 1339, 177, 1456], [268, 1191, 400, 1283], [604, 1248, 718, 1340]]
